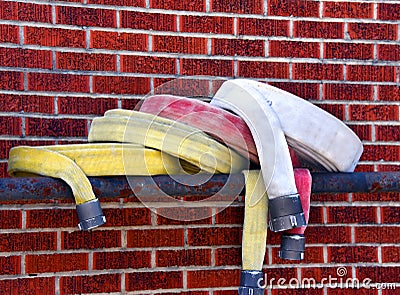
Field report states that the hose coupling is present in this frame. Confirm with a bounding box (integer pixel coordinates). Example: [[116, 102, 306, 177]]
[[279, 234, 305, 260], [238, 270, 265, 295], [76, 199, 106, 230], [269, 194, 306, 232]]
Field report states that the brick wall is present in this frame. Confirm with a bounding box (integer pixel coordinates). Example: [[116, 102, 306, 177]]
[[0, 0, 399, 294]]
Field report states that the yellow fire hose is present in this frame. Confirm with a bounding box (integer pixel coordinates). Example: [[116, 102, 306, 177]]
[[7, 109, 248, 230]]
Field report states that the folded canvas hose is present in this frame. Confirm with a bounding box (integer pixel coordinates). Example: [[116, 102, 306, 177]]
[[8, 109, 248, 230], [138, 94, 302, 167]]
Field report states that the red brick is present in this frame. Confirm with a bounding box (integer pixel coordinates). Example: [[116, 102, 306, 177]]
[[157, 249, 211, 267], [313, 103, 345, 120], [293, 63, 343, 81], [91, 31, 147, 51], [268, 0, 319, 17], [102, 208, 151, 227], [239, 18, 289, 36], [94, 250, 151, 270], [60, 274, 120, 295], [88, 0, 145, 6], [0, 210, 22, 229], [306, 226, 352, 244], [215, 247, 241, 266], [0, 232, 57, 252], [325, 42, 373, 60], [327, 289, 377, 295], [378, 3, 400, 20], [309, 206, 324, 224], [62, 230, 121, 249], [0, 48, 52, 69], [355, 164, 375, 173], [347, 124, 372, 141], [357, 266, 399, 282], [93, 76, 150, 95], [294, 21, 344, 39], [377, 165, 400, 172], [126, 271, 183, 291], [355, 226, 400, 243], [378, 85, 400, 102], [153, 35, 207, 54], [26, 253, 88, 274], [211, 0, 263, 14], [312, 193, 349, 202], [328, 246, 378, 263], [348, 23, 397, 41], [264, 267, 297, 283], [0, 71, 24, 91], [28, 73, 90, 93], [378, 44, 400, 61], [376, 125, 400, 141], [327, 206, 377, 224], [270, 40, 319, 58], [58, 97, 117, 115], [157, 207, 213, 225], [57, 6, 116, 27], [57, 52, 116, 71], [0, 117, 22, 136], [215, 206, 244, 224], [239, 61, 289, 79], [152, 0, 205, 11], [25, 117, 87, 137], [0, 278, 55, 295], [0, 1, 52, 23], [0, 163, 8, 178], [381, 207, 400, 224], [362, 144, 400, 162], [323, 83, 374, 101], [301, 266, 349, 282], [181, 15, 234, 34], [121, 11, 175, 31], [213, 39, 264, 57], [382, 246, 400, 263], [0, 256, 20, 275], [187, 227, 241, 246], [353, 192, 400, 202], [26, 209, 77, 228], [0, 95, 54, 113], [127, 228, 184, 247], [273, 290, 324, 295], [181, 59, 233, 77], [153, 77, 211, 97], [0, 24, 19, 43], [349, 104, 399, 121], [324, 2, 374, 18], [25, 27, 85, 48], [269, 82, 320, 100], [187, 269, 239, 288], [121, 55, 175, 74], [121, 98, 141, 109]]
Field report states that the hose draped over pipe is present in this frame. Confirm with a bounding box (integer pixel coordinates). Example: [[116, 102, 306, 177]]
[[6, 78, 363, 294]]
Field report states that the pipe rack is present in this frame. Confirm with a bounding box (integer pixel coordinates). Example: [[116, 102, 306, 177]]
[[1, 172, 399, 201]]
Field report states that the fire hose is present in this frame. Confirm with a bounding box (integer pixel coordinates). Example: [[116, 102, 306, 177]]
[[6, 79, 364, 295]]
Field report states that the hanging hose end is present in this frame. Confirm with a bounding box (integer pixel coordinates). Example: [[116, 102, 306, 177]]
[[76, 199, 106, 231], [268, 194, 306, 232], [238, 270, 265, 295], [279, 234, 306, 260]]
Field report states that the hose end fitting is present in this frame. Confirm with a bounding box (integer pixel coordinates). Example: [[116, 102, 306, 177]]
[[238, 270, 265, 295], [269, 194, 306, 232], [76, 199, 106, 231], [279, 234, 305, 260]]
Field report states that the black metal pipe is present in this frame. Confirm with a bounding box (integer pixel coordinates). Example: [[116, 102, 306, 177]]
[[0, 172, 399, 201]]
